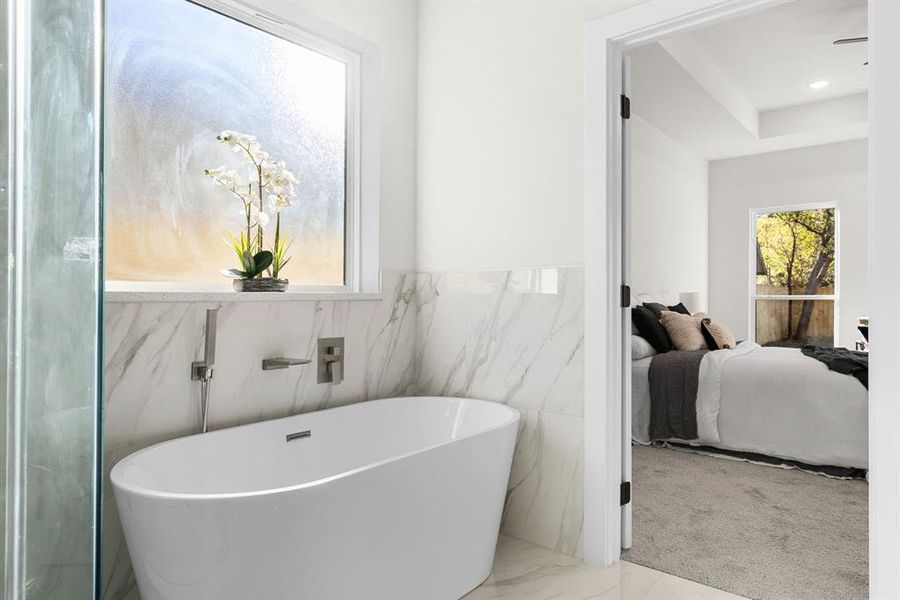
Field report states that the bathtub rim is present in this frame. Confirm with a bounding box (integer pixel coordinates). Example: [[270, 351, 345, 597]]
[[110, 396, 520, 502]]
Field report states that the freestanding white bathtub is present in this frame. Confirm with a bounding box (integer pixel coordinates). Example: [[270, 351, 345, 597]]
[[111, 396, 519, 600]]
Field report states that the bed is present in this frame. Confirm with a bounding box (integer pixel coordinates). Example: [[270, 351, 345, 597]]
[[632, 343, 868, 469], [630, 293, 868, 470]]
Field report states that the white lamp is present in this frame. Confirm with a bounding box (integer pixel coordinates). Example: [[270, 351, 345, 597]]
[[679, 291, 704, 314]]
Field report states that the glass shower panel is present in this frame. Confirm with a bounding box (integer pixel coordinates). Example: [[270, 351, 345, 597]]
[[0, 0, 9, 591], [4, 0, 103, 597]]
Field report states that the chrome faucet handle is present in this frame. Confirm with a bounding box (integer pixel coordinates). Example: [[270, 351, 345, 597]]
[[329, 358, 343, 385], [317, 337, 345, 385]]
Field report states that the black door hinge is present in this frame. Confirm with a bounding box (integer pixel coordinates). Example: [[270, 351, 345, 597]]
[[620, 94, 631, 119], [621, 284, 631, 308], [620, 481, 631, 506]]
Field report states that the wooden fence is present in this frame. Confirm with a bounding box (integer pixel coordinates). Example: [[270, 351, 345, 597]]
[[755, 286, 834, 346]]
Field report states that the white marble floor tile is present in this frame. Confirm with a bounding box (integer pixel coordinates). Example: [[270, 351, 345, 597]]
[[466, 535, 746, 600]]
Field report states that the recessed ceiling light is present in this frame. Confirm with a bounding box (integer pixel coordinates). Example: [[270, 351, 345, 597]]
[[809, 80, 829, 90]]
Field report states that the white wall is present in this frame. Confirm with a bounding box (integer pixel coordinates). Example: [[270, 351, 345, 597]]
[[708, 139, 868, 347], [416, 0, 641, 272], [258, 0, 419, 272], [630, 116, 709, 307]]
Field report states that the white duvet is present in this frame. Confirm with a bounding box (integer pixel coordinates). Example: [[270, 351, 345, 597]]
[[632, 342, 868, 469]]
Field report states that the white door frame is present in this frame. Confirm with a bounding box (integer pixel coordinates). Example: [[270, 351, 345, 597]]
[[584, 2, 900, 599]]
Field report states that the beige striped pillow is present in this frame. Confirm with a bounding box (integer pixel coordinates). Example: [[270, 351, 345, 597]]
[[659, 311, 708, 351]]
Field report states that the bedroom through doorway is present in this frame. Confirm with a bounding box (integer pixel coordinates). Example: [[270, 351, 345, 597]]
[[621, 2, 869, 598]]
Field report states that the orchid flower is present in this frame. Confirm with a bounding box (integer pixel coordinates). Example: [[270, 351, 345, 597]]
[[207, 131, 296, 280], [251, 209, 270, 227]]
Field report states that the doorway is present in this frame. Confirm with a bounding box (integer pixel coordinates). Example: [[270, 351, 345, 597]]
[[584, 1, 900, 598]]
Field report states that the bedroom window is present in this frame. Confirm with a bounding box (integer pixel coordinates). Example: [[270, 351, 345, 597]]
[[752, 205, 837, 347], [104, 0, 380, 294]]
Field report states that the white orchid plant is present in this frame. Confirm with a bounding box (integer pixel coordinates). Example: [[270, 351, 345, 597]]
[[204, 131, 297, 280]]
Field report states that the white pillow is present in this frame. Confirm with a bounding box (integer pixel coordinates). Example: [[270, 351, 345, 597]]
[[632, 335, 657, 360], [634, 291, 680, 307]]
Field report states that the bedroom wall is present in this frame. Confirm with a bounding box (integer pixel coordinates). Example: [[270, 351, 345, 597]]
[[708, 139, 868, 348], [630, 116, 709, 307]]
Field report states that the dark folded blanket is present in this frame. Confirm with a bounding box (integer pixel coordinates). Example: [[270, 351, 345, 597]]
[[648, 349, 708, 440], [801, 345, 868, 389]]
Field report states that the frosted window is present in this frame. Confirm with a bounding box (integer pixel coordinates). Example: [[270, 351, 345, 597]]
[[105, 0, 347, 285]]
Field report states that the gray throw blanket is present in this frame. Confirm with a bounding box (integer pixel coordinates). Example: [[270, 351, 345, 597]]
[[648, 350, 709, 440], [801, 345, 868, 389]]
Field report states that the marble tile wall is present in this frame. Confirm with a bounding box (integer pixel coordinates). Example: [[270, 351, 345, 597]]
[[101, 266, 585, 598], [415, 267, 585, 555], [101, 271, 417, 599]]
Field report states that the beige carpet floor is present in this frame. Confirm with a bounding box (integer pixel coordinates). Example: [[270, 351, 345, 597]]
[[623, 444, 868, 600]]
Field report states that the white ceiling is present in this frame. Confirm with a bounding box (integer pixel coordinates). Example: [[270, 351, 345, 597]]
[[689, 0, 868, 110], [627, 0, 869, 160]]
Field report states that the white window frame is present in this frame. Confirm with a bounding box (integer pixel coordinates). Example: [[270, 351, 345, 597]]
[[748, 202, 839, 347], [105, 0, 381, 297]]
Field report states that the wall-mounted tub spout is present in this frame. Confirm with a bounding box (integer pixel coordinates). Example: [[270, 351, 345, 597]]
[[262, 357, 311, 370], [191, 308, 218, 433]]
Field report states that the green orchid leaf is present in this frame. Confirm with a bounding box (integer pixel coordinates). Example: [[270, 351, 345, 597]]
[[253, 250, 273, 275]]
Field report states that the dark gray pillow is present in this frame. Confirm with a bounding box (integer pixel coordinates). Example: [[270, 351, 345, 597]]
[[667, 302, 691, 315], [643, 301, 691, 318], [642, 302, 668, 319]]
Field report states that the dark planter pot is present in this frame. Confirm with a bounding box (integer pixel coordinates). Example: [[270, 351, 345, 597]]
[[233, 277, 289, 292]]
